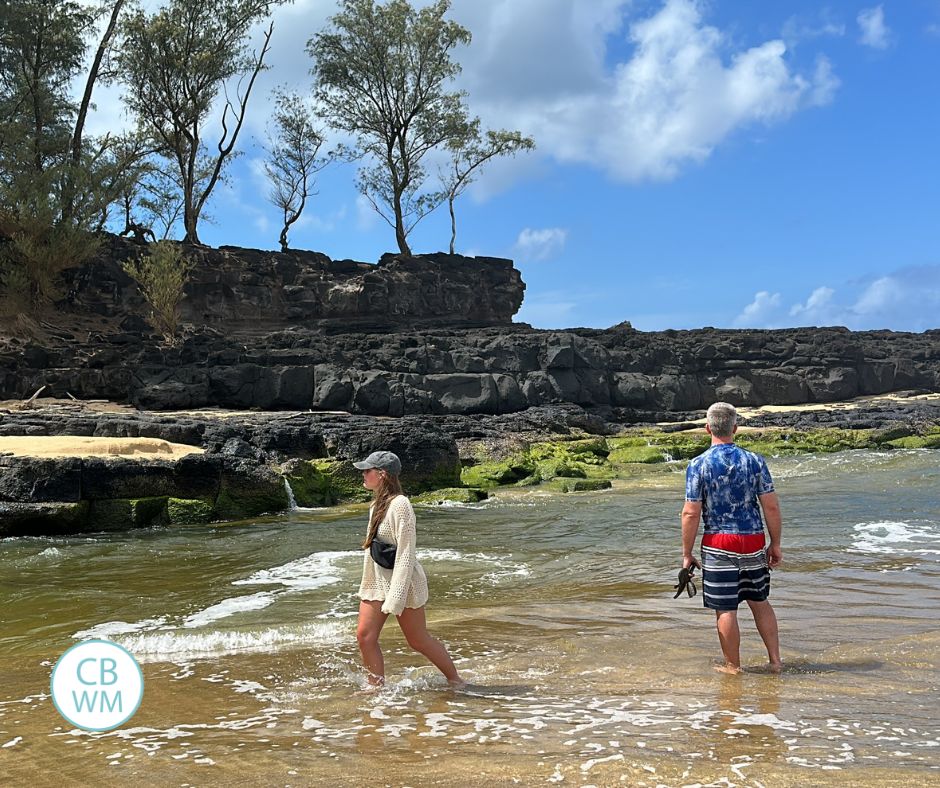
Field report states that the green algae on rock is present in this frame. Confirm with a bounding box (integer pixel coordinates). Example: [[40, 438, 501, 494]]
[[89, 497, 169, 531], [547, 478, 613, 493], [167, 497, 215, 525], [413, 487, 489, 505], [281, 458, 371, 507], [458, 425, 940, 495]]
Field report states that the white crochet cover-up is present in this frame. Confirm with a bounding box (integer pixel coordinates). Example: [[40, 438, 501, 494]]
[[357, 495, 429, 616]]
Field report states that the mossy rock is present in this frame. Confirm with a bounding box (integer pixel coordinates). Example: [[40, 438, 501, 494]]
[[89, 497, 168, 531], [413, 487, 488, 505], [607, 436, 651, 449], [214, 463, 291, 520], [529, 438, 609, 460], [535, 458, 587, 481], [564, 438, 610, 457], [794, 428, 875, 453], [167, 497, 215, 525], [548, 478, 613, 493], [461, 456, 535, 488], [280, 458, 365, 507], [657, 435, 711, 459], [886, 434, 940, 449], [607, 445, 667, 464], [734, 440, 790, 458], [871, 425, 916, 443]]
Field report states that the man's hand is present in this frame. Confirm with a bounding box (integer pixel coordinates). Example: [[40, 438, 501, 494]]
[[682, 553, 702, 570], [766, 544, 782, 569]]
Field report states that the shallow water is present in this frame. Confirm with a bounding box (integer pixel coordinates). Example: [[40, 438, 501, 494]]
[[1, 449, 938, 786]]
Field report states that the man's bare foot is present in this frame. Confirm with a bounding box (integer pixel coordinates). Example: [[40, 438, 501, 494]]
[[448, 677, 467, 689], [768, 661, 783, 674], [714, 663, 742, 675]]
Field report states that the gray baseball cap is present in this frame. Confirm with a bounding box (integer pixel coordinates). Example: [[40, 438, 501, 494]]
[[353, 451, 402, 476]]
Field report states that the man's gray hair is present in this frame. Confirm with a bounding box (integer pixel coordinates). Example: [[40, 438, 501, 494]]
[[706, 402, 737, 438]]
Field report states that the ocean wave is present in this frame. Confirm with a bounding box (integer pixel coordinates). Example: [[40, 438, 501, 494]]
[[850, 520, 940, 556], [112, 621, 349, 662], [74, 617, 170, 640], [182, 592, 277, 628], [233, 550, 360, 590]]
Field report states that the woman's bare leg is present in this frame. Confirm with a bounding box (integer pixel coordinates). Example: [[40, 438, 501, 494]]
[[357, 600, 389, 685], [397, 606, 462, 685]]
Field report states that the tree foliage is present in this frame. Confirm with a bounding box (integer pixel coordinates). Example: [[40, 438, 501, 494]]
[[264, 91, 332, 251], [308, 0, 472, 255], [443, 122, 534, 254], [117, 0, 283, 244], [0, 0, 132, 304], [122, 241, 193, 342]]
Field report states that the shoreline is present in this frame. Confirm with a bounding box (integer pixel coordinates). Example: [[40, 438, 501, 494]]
[[2, 392, 939, 537]]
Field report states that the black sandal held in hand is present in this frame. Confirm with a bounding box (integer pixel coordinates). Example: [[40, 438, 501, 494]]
[[673, 566, 697, 599]]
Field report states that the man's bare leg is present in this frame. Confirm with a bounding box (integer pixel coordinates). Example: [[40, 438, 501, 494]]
[[714, 610, 741, 673], [746, 599, 782, 672]]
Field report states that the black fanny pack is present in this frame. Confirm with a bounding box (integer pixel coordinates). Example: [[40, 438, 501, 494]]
[[369, 538, 397, 569]]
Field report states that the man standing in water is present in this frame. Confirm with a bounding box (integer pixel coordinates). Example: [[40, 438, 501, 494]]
[[681, 402, 783, 673]]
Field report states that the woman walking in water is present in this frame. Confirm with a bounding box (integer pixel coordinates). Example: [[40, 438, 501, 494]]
[[354, 451, 463, 687]]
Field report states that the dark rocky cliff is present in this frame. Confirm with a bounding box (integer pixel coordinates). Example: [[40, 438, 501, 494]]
[[62, 235, 525, 331], [2, 237, 938, 417], [3, 323, 939, 418]]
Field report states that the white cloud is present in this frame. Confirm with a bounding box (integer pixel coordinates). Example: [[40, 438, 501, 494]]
[[854, 276, 906, 314], [789, 285, 835, 318], [514, 227, 568, 261], [858, 6, 891, 49], [809, 56, 841, 106], [733, 267, 940, 331], [733, 291, 782, 327], [454, 0, 838, 183], [781, 13, 846, 49]]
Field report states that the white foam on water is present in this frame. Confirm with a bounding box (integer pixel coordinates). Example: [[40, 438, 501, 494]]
[[418, 499, 493, 510], [851, 521, 940, 555], [480, 563, 531, 585], [726, 712, 799, 732], [111, 620, 348, 662], [74, 617, 170, 640], [417, 549, 501, 562], [233, 550, 359, 590], [74, 550, 362, 641], [181, 592, 277, 628]]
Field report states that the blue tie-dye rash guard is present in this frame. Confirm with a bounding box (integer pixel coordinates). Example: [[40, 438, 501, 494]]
[[685, 444, 775, 535]]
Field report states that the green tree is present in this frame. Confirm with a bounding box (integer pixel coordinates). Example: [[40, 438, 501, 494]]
[[122, 241, 193, 342], [308, 0, 471, 255], [263, 91, 332, 251], [0, 0, 132, 304], [117, 0, 284, 244], [443, 122, 534, 254]]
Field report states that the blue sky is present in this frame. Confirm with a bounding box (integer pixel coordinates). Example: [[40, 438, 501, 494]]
[[87, 0, 940, 332]]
